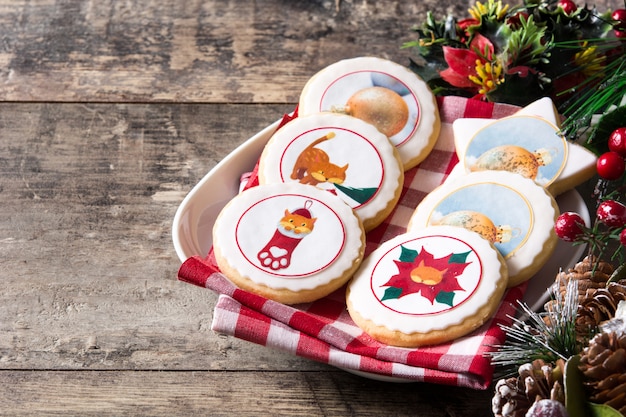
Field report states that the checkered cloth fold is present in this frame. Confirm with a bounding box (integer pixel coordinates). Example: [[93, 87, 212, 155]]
[[178, 96, 525, 389]]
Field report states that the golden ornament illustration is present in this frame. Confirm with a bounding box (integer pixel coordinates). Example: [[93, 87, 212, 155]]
[[332, 86, 409, 137]]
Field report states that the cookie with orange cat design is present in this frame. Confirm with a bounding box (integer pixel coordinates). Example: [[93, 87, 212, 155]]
[[212, 182, 365, 304], [258, 113, 404, 231]]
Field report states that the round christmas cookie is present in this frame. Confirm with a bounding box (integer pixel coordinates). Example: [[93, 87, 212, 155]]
[[258, 113, 404, 231], [346, 225, 508, 347], [408, 170, 559, 287], [213, 182, 365, 304], [297, 56, 440, 170]]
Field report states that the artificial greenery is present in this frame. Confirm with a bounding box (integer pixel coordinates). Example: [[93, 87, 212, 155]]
[[403, 0, 624, 115]]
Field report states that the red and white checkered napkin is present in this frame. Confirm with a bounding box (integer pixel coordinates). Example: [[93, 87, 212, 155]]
[[178, 96, 525, 389]]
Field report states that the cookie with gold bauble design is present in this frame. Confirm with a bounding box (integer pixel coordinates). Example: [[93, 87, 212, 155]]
[[298, 56, 441, 171]]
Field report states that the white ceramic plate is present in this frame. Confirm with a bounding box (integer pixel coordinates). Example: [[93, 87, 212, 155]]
[[172, 119, 589, 313]]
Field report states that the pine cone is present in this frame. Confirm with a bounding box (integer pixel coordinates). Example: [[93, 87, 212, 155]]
[[544, 256, 626, 342], [577, 284, 626, 337], [492, 359, 565, 417], [578, 327, 626, 414], [549, 256, 615, 302]]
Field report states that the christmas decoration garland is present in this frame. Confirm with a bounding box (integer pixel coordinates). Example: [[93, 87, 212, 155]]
[[405, 0, 625, 415]]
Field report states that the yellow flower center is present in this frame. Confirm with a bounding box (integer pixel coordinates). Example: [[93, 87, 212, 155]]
[[574, 43, 605, 76], [410, 260, 447, 285], [469, 0, 509, 21], [468, 59, 504, 95]]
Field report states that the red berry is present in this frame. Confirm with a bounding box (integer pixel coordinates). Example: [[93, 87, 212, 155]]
[[612, 9, 626, 25], [620, 228, 626, 246], [596, 200, 626, 228], [596, 151, 625, 180], [554, 212, 586, 242], [558, 0, 577, 14], [608, 127, 626, 157]]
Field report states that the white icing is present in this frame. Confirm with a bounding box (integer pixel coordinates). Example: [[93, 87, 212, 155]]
[[259, 113, 403, 231], [347, 226, 505, 333], [213, 182, 364, 291], [408, 170, 558, 286], [298, 57, 440, 170], [452, 97, 596, 195]]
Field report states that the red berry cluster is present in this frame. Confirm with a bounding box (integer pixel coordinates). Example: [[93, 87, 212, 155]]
[[555, 127, 626, 257], [555, 200, 626, 250]]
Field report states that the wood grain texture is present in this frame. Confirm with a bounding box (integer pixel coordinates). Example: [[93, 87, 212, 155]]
[[0, 103, 307, 371], [0, 370, 494, 416], [1, 0, 619, 103]]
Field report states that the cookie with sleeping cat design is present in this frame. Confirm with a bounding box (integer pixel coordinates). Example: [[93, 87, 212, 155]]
[[212, 182, 365, 305], [346, 225, 508, 347], [258, 113, 404, 232], [297, 56, 441, 170]]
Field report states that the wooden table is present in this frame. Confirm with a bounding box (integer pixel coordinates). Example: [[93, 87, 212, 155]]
[[0, 1, 619, 415]]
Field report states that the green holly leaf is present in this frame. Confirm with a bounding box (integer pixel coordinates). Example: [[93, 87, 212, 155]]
[[399, 245, 418, 263], [435, 291, 455, 306], [381, 287, 403, 301], [586, 106, 626, 155]]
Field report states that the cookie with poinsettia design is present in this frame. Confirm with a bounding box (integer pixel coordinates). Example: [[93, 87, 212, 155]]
[[346, 225, 508, 347]]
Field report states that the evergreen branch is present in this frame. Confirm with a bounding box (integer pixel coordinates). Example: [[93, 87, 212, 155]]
[[488, 279, 581, 375]]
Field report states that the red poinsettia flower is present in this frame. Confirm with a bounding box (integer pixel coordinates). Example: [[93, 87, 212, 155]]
[[382, 246, 469, 305], [440, 47, 481, 88], [440, 34, 502, 98]]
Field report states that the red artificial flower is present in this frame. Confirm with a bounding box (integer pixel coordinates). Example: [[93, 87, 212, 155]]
[[440, 34, 497, 97]]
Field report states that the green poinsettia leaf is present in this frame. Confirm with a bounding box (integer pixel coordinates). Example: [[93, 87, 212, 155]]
[[449, 251, 471, 264], [588, 403, 624, 417], [381, 286, 403, 301], [399, 246, 418, 263], [435, 291, 455, 306]]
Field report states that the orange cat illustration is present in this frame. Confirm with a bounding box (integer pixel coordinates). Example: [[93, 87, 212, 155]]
[[290, 132, 348, 186], [279, 209, 317, 235]]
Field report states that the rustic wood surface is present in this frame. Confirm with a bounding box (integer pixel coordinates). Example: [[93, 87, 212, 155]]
[[0, 0, 620, 416]]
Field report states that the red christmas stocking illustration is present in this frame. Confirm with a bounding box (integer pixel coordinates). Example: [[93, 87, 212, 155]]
[[257, 201, 316, 271]]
